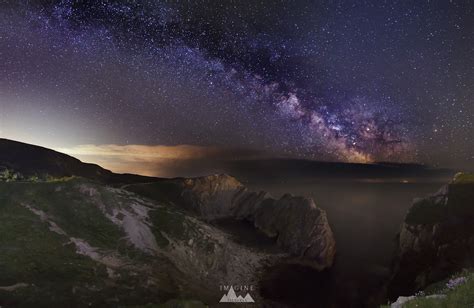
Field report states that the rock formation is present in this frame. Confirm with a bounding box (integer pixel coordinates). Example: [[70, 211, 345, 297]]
[[176, 174, 336, 270], [388, 172, 474, 299]]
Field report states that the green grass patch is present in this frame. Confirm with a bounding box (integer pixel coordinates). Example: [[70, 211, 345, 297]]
[[404, 274, 474, 307], [453, 173, 474, 184], [0, 190, 110, 307], [149, 208, 188, 247], [3, 180, 124, 249], [0, 180, 182, 307], [384, 271, 474, 308]]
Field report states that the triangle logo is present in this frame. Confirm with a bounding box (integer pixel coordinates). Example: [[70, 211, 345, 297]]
[[219, 286, 255, 303]]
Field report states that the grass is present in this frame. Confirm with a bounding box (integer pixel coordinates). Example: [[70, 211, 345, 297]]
[[0, 179, 125, 249], [0, 178, 185, 307], [149, 207, 188, 248], [452, 173, 474, 184], [404, 275, 474, 307], [149, 206, 216, 254], [0, 185, 110, 307], [383, 271, 474, 308]]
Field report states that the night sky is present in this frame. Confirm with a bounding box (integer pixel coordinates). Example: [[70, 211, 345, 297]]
[[1, 0, 473, 174]]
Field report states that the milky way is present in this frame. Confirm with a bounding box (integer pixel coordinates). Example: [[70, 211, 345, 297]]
[[1, 1, 472, 167]]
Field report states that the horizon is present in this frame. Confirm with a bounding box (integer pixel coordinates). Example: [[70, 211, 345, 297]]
[[1, 137, 458, 180]]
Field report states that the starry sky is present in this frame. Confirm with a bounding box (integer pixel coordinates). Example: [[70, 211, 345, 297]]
[[0, 0, 473, 174]]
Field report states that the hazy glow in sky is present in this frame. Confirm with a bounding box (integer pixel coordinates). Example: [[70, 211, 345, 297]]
[[54, 144, 263, 177], [1, 1, 473, 169]]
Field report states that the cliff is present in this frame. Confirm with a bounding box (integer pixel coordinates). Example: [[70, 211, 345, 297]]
[[388, 172, 474, 299], [176, 174, 336, 269]]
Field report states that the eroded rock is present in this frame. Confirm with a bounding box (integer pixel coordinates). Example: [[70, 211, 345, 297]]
[[177, 174, 336, 269], [388, 172, 474, 299]]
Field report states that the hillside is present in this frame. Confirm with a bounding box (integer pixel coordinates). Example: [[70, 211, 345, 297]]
[[0, 139, 336, 307], [0, 139, 160, 184]]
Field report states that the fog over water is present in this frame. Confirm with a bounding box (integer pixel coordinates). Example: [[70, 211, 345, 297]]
[[246, 179, 446, 307]]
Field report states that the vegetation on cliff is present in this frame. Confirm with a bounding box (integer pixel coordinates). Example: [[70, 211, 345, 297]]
[[387, 172, 474, 306]]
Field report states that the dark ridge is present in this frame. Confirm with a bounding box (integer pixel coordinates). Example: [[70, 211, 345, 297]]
[[224, 158, 455, 182], [0, 138, 162, 184], [0, 138, 455, 184]]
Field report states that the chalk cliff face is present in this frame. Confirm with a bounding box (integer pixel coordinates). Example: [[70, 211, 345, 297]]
[[388, 173, 474, 299], [177, 174, 336, 270]]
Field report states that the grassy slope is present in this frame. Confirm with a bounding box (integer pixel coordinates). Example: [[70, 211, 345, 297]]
[[382, 271, 474, 307], [408, 274, 474, 308], [6, 179, 124, 249], [0, 178, 206, 307], [0, 181, 111, 307]]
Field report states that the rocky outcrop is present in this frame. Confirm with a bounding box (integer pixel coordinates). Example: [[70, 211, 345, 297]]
[[177, 174, 336, 270], [388, 173, 474, 299]]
